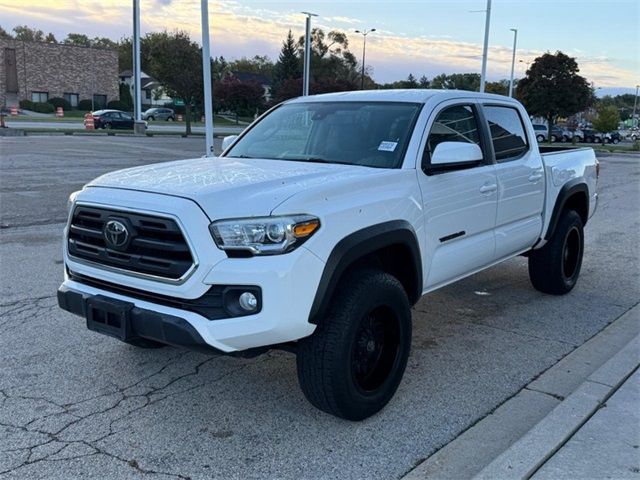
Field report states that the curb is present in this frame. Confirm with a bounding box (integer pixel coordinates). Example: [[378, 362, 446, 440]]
[[402, 303, 640, 480], [475, 334, 639, 479]]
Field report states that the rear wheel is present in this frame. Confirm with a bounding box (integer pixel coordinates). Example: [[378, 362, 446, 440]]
[[148, 116, 155, 121], [536, 134, 545, 143], [296, 268, 412, 420], [529, 210, 584, 295]]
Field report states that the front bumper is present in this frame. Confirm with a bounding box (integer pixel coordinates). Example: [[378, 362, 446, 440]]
[[58, 286, 222, 354]]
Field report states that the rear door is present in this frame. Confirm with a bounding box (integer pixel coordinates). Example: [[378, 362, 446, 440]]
[[482, 104, 545, 258], [416, 101, 498, 289]]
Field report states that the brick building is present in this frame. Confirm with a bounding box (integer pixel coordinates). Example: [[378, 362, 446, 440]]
[[0, 38, 118, 110]]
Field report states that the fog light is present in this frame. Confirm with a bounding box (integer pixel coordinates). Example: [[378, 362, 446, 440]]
[[238, 292, 258, 311]]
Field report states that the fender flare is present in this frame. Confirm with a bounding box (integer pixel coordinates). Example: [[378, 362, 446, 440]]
[[545, 179, 589, 241], [308, 220, 422, 324]]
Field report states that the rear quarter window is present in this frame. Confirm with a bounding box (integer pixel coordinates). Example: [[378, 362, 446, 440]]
[[483, 106, 529, 162]]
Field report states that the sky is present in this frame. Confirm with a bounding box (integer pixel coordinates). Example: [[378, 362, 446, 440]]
[[2, 0, 639, 94]]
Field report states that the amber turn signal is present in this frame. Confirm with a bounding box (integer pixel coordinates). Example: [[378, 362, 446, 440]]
[[293, 220, 320, 238]]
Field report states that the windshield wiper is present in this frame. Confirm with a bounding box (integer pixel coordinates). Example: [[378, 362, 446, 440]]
[[303, 157, 355, 166], [227, 154, 255, 159]]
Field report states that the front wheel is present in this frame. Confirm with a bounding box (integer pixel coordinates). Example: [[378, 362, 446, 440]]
[[296, 269, 412, 420], [528, 210, 584, 295], [536, 134, 545, 143]]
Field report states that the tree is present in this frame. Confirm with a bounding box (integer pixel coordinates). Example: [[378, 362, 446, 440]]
[[13, 25, 45, 42], [272, 30, 301, 100], [296, 28, 359, 87], [405, 74, 418, 88], [517, 51, 593, 142], [119, 82, 133, 110], [485, 79, 510, 96], [145, 31, 203, 135], [91, 37, 117, 49], [0, 26, 11, 39], [419, 75, 430, 88], [216, 78, 265, 116], [228, 55, 274, 80], [63, 33, 91, 47], [592, 105, 620, 133], [44, 32, 57, 43]]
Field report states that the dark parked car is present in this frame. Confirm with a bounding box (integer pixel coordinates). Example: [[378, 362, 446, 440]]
[[604, 131, 622, 144], [92, 110, 135, 130], [581, 129, 599, 143], [142, 107, 175, 121], [532, 124, 564, 142]]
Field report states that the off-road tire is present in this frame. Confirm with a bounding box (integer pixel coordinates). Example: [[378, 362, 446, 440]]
[[296, 268, 412, 420], [529, 210, 584, 295]]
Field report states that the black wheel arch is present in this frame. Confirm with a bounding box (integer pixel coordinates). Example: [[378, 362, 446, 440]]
[[545, 179, 589, 241], [308, 220, 422, 325]]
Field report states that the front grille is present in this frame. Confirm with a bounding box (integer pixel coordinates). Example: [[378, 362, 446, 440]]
[[67, 205, 195, 280]]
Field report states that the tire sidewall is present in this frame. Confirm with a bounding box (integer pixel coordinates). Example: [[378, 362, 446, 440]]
[[559, 214, 584, 289], [338, 278, 411, 415]]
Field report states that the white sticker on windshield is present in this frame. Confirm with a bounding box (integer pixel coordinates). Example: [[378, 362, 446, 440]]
[[378, 141, 398, 152]]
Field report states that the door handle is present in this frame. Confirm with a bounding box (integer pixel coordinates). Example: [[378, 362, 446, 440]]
[[479, 183, 497, 194], [528, 173, 543, 182]]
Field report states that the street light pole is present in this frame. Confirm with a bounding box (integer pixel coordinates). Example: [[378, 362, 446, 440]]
[[632, 84, 640, 129], [355, 28, 376, 90], [479, 0, 492, 93], [301, 12, 318, 96], [132, 0, 141, 122], [201, 0, 214, 157], [508, 28, 518, 98]]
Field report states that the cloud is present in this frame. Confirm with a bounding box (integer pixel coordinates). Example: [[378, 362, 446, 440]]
[[0, 0, 636, 87]]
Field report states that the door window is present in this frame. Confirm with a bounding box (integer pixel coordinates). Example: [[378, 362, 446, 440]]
[[483, 106, 529, 161], [422, 104, 483, 172]]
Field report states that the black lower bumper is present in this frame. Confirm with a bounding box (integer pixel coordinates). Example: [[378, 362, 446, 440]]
[[57, 286, 222, 355]]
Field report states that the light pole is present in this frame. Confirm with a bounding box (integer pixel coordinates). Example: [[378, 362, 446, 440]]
[[132, 0, 144, 134], [301, 12, 318, 96], [201, 0, 214, 156], [479, 0, 492, 92], [632, 84, 639, 129], [508, 28, 518, 98], [355, 28, 376, 90]]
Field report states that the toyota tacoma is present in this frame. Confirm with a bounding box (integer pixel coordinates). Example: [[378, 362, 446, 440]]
[[58, 90, 599, 420]]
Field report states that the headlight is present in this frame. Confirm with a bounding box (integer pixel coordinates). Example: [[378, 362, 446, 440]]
[[209, 215, 320, 255], [67, 191, 80, 213]]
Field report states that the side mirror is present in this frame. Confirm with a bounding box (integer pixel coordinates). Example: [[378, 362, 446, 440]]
[[222, 135, 238, 152], [431, 141, 483, 165]]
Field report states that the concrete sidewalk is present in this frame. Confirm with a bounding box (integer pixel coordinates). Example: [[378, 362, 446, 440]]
[[404, 304, 640, 480], [532, 369, 639, 479]]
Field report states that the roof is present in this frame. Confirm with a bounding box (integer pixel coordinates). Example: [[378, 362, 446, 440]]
[[286, 89, 520, 105]]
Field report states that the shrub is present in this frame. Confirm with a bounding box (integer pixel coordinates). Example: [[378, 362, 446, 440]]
[[31, 102, 55, 113], [107, 100, 129, 111], [19, 99, 34, 110], [48, 97, 72, 111], [77, 99, 93, 111]]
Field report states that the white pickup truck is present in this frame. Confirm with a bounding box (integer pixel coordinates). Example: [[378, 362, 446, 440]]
[[58, 90, 598, 420]]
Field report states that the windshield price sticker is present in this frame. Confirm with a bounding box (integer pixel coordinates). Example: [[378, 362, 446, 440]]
[[378, 141, 398, 152]]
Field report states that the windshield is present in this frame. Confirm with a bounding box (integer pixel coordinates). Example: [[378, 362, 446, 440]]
[[225, 101, 422, 168]]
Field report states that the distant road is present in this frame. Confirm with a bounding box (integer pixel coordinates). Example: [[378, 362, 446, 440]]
[[4, 119, 246, 135]]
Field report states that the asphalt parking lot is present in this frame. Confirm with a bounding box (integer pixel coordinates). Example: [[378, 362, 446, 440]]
[[1, 136, 639, 479]]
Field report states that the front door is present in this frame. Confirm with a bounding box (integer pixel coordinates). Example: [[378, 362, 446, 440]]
[[417, 102, 498, 289]]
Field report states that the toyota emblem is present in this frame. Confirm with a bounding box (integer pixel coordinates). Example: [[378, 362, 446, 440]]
[[104, 220, 129, 248]]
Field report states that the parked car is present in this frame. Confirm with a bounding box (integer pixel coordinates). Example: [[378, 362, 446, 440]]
[[143, 107, 175, 121], [92, 110, 135, 130], [532, 124, 564, 142], [560, 128, 574, 143], [581, 129, 599, 143], [59, 90, 598, 420], [603, 131, 622, 144]]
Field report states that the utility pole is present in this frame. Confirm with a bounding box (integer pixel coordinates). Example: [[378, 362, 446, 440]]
[[355, 28, 376, 90], [201, 0, 214, 156], [132, 0, 145, 134], [632, 84, 639, 129], [508, 28, 518, 97], [479, 0, 492, 93], [301, 12, 317, 96]]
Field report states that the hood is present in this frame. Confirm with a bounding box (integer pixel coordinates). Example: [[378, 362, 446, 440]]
[[87, 156, 379, 219]]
